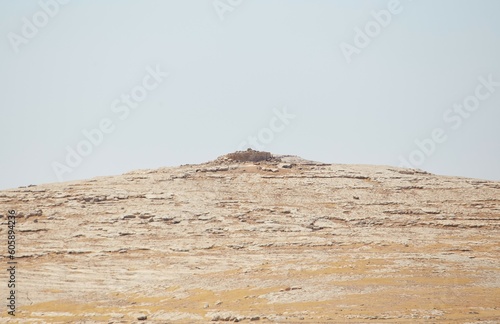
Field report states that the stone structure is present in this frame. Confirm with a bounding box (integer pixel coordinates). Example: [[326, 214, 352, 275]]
[[224, 149, 273, 162]]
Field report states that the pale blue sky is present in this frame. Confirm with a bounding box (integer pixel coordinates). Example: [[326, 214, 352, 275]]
[[1, 0, 500, 189]]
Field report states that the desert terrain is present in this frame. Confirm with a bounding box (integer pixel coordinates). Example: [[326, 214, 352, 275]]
[[1, 151, 499, 323]]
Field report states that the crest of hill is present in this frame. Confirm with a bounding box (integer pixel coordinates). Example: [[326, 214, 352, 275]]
[[214, 149, 323, 165], [224, 149, 274, 162]]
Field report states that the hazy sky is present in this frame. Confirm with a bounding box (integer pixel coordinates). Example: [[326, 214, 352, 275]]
[[1, 0, 500, 190]]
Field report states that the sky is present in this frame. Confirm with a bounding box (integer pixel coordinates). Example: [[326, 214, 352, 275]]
[[1, 0, 500, 190]]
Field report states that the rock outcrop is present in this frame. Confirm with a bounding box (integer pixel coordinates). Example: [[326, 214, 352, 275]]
[[1, 152, 499, 322], [224, 149, 274, 162]]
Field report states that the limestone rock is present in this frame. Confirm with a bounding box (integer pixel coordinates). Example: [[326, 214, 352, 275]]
[[1, 152, 499, 322]]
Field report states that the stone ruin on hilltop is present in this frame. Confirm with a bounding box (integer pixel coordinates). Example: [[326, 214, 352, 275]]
[[224, 149, 274, 162]]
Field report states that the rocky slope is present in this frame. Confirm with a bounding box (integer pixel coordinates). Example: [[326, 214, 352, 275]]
[[1, 151, 499, 323]]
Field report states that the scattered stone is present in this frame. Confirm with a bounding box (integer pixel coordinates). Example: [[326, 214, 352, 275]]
[[26, 209, 43, 218], [209, 312, 244, 322]]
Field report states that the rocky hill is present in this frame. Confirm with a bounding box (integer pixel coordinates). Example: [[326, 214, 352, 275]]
[[1, 151, 499, 323]]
